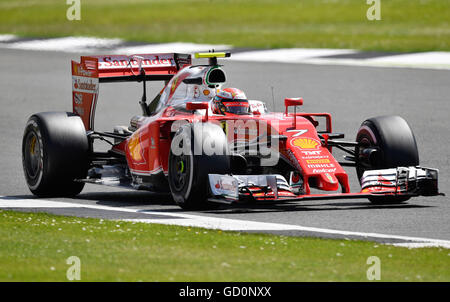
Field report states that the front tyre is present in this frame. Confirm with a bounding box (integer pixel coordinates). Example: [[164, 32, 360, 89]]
[[355, 115, 419, 204], [168, 123, 230, 210], [22, 112, 89, 197]]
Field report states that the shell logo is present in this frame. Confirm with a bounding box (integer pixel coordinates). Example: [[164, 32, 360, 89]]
[[292, 138, 320, 149]]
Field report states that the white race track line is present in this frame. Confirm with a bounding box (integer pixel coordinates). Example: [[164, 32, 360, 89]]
[[1, 196, 449, 249], [0, 34, 17, 42], [1, 36, 123, 53], [300, 57, 450, 70], [114, 42, 232, 55], [1, 34, 450, 70], [231, 48, 450, 70], [0, 35, 231, 54], [231, 48, 359, 62]]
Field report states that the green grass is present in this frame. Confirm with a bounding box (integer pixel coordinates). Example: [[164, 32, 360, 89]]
[[0, 209, 449, 281], [0, 0, 449, 52]]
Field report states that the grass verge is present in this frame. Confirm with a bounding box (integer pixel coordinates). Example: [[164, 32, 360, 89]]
[[0, 209, 449, 281], [0, 0, 449, 52]]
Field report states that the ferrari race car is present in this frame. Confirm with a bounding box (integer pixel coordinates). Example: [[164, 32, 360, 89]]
[[22, 52, 442, 209]]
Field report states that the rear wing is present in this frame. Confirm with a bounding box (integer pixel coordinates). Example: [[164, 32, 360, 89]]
[[71, 53, 191, 130]]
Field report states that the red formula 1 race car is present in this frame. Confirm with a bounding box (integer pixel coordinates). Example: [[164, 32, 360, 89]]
[[22, 52, 442, 209]]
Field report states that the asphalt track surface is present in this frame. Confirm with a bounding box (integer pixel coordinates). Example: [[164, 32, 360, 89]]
[[1, 48, 449, 243]]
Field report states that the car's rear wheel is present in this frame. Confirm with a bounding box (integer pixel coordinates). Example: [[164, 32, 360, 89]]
[[355, 115, 419, 204], [22, 112, 89, 197], [168, 122, 230, 210]]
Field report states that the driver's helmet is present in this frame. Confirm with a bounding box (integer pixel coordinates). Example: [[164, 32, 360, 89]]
[[212, 88, 250, 115]]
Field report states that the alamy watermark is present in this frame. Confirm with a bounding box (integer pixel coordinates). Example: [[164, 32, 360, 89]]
[[67, 0, 81, 21], [170, 119, 280, 167], [366, 256, 381, 280], [66, 256, 81, 281], [367, 0, 381, 21]]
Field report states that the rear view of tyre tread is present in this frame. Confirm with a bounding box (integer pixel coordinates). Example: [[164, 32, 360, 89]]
[[22, 112, 89, 197]]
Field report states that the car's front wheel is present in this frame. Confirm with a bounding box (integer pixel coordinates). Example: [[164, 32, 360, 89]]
[[168, 122, 230, 210], [355, 115, 419, 204]]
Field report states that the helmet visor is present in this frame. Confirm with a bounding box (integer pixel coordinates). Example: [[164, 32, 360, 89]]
[[222, 100, 249, 115]]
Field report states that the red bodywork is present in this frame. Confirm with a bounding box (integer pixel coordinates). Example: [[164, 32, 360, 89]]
[[71, 53, 404, 202]]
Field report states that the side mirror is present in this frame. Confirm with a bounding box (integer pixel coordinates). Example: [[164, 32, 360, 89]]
[[284, 97, 303, 115], [186, 102, 209, 121], [284, 97, 303, 107], [284, 97, 303, 128]]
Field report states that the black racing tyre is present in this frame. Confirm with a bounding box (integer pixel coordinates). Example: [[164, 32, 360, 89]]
[[355, 115, 419, 204], [168, 122, 230, 210], [22, 112, 89, 197]]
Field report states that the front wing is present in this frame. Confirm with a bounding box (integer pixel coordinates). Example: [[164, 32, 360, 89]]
[[207, 166, 441, 204]]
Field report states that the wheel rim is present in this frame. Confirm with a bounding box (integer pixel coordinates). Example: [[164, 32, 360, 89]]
[[24, 131, 42, 180], [169, 154, 190, 192], [169, 136, 191, 192], [356, 134, 380, 179]]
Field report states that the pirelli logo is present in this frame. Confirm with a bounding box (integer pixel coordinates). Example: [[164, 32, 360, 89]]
[[306, 159, 330, 164]]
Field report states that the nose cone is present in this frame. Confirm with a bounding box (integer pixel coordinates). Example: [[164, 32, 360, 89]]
[[317, 173, 340, 191]]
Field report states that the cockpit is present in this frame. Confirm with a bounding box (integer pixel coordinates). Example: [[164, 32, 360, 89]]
[[147, 64, 226, 116]]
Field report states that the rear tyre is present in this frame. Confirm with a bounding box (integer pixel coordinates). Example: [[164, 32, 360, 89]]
[[22, 112, 89, 197], [168, 123, 230, 210], [355, 115, 419, 204]]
